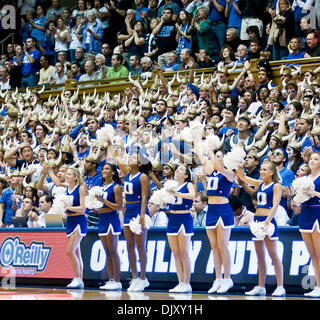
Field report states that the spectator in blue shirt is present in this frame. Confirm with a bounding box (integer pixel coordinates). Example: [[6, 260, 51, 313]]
[[209, 0, 227, 61], [224, 0, 242, 34], [161, 51, 180, 71], [30, 4, 46, 47], [40, 21, 56, 66], [16, 37, 41, 87]]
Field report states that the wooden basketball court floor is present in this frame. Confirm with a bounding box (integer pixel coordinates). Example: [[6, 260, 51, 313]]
[[0, 285, 316, 300]]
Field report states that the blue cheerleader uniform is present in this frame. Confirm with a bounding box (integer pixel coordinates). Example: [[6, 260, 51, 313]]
[[98, 182, 121, 236], [206, 171, 234, 229], [167, 182, 194, 236], [299, 175, 320, 233], [65, 184, 87, 237]]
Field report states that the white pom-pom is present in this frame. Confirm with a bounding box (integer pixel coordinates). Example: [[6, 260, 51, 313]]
[[85, 186, 104, 209], [96, 124, 115, 142], [189, 120, 204, 137], [223, 146, 246, 171], [129, 215, 152, 234], [52, 193, 73, 214], [291, 176, 315, 204], [249, 221, 275, 240], [205, 134, 221, 150], [179, 127, 193, 143], [150, 188, 176, 208], [163, 180, 179, 192]]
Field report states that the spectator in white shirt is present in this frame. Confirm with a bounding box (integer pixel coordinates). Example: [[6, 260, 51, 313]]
[[147, 201, 168, 227], [0, 66, 11, 90]]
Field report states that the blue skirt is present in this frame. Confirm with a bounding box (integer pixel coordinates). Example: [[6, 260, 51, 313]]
[[66, 215, 87, 237], [299, 205, 320, 233], [167, 213, 194, 236], [206, 203, 234, 229], [98, 211, 121, 236]]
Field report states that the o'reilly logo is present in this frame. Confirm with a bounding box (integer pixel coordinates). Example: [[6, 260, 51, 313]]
[[0, 237, 51, 272]]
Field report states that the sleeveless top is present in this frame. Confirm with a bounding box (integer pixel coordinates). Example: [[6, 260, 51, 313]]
[[303, 175, 320, 206], [167, 182, 193, 211], [256, 182, 275, 209], [124, 172, 142, 202], [206, 171, 233, 198], [101, 182, 117, 212], [66, 184, 80, 214]]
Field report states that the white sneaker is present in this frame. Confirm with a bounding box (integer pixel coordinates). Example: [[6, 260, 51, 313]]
[[100, 280, 122, 291], [272, 286, 286, 297], [216, 278, 233, 294], [67, 278, 84, 289], [208, 278, 223, 294], [245, 286, 266, 296], [305, 286, 320, 297], [131, 278, 149, 292], [127, 278, 139, 292], [169, 283, 191, 293]]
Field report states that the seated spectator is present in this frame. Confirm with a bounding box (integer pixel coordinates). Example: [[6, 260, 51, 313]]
[[140, 56, 154, 79], [94, 53, 108, 79], [74, 47, 86, 72], [286, 36, 310, 60], [101, 42, 113, 67], [229, 195, 254, 226], [106, 53, 129, 81], [305, 31, 320, 57], [161, 51, 180, 72], [79, 59, 100, 82], [190, 192, 207, 227], [195, 49, 214, 68], [38, 54, 55, 85], [147, 200, 168, 227], [71, 61, 83, 81], [50, 61, 67, 84], [0, 66, 11, 90], [235, 43, 249, 64], [178, 48, 199, 70], [81, 9, 104, 54], [217, 44, 237, 69], [247, 40, 261, 60], [15, 197, 35, 220], [224, 27, 242, 53], [128, 55, 142, 76]]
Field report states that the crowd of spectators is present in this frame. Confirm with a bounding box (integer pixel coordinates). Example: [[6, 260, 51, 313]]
[[0, 0, 319, 228]]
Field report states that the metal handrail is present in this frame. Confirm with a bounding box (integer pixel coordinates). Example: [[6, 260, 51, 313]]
[[0, 32, 15, 54]]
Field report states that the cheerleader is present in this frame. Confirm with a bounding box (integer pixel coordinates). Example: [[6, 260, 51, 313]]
[[196, 145, 236, 294], [96, 163, 123, 291], [299, 152, 320, 297], [236, 160, 285, 296], [111, 143, 151, 292], [166, 165, 196, 293], [64, 167, 88, 289]]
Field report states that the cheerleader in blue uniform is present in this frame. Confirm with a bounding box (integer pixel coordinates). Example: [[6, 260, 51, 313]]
[[299, 152, 320, 297], [196, 146, 236, 294], [95, 163, 123, 291], [166, 164, 196, 293], [237, 160, 285, 297], [64, 167, 88, 289], [110, 142, 151, 292]]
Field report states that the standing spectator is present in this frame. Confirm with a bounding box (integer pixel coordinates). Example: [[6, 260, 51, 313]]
[[144, 17, 160, 62], [175, 9, 192, 57], [17, 0, 37, 20], [30, 4, 46, 47], [69, 16, 86, 63], [92, 0, 109, 43], [40, 21, 56, 66], [239, 0, 266, 43], [158, 0, 181, 21], [292, 0, 315, 37], [224, 0, 242, 34], [124, 20, 146, 62], [117, 9, 137, 44], [209, 0, 227, 60], [81, 9, 104, 54], [52, 16, 70, 63], [188, 6, 215, 59], [267, 0, 295, 61], [16, 36, 41, 87], [72, 0, 88, 20], [106, 53, 129, 80], [152, 8, 178, 67], [45, 0, 66, 25], [20, 10, 33, 43]]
